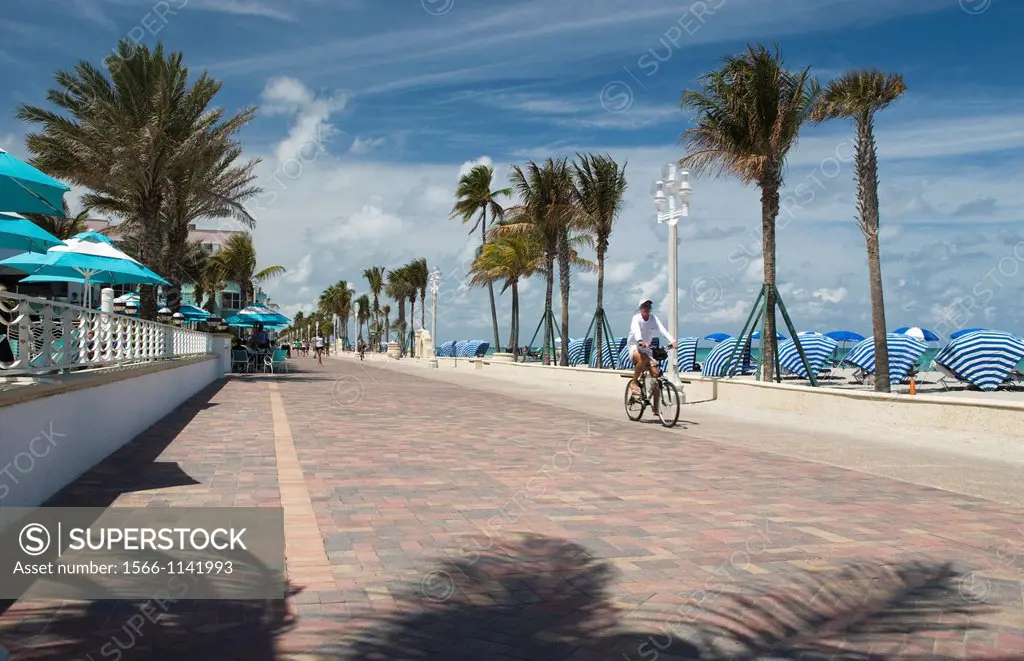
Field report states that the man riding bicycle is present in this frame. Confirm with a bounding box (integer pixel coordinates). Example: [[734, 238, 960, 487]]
[[627, 298, 675, 410]]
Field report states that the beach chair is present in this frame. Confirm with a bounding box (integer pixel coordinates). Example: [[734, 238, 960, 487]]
[[231, 349, 249, 373], [266, 348, 288, 373], [1003, 369, 1024, 389]]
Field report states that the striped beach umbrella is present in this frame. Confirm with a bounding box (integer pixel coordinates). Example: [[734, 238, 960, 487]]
[[590, 336, 626, 368], [778, 331, 838, 378], [950, 328, 986, 339], [894, 326, 941, 342], [453, 340, 469, 357], [651, 337, 700, 373], [702, 337, 753, 377], [934, 330, 1024, 391], [567, 338, 590, 366], [436, 340, 456, 357], [843, 333, 928, 384]]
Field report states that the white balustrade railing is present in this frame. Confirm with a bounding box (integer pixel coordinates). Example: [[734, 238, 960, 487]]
[[0, 291, 213, 376]]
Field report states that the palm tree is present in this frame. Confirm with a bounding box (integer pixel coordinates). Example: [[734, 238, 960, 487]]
[[381, 304, 391, 343], [386, 266, 414, 355], [405, 258, 429, 356], [470, 230, 543, 356], [23, 201, 89, 240], [320, 280, 353, 349], [17, 39, 261, 319], [452, 164, 511, 351], [810, 70, 906, 393], [573, 153, 628, 368], [680, 44, 817, 381], [212, 233, 285, 306], [500, 159, 577, 365], [355, 294, 371, 343], [363, 266, 386, 342]]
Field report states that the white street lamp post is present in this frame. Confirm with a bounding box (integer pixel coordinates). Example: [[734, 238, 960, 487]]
[[653, 163, 692, 385], [428, 267, 441, 368]]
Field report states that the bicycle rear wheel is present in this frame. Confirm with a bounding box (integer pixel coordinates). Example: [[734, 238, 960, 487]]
[[657, 380, 681, 428], [624, 380, 645, 421]]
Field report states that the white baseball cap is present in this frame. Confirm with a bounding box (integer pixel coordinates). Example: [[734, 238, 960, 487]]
[[638, 298, 652, 309]]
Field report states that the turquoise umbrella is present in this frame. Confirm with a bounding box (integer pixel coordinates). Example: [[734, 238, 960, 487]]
[[0, 148, 69, 215], [0, 232, 167, 307], [0, 213, 64, 252]]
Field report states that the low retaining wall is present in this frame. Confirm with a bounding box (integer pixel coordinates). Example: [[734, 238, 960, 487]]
[[0, 355, 222, 508], [465, 359, 1023, 438]]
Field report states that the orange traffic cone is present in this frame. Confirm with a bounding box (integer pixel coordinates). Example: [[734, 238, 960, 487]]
[[909, 376, 917, 395]]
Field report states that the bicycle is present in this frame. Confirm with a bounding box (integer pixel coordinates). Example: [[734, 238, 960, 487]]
[[624, 346, 682, 427]]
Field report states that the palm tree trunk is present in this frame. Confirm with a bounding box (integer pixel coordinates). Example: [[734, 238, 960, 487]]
[[543, 256, 555, 366], [760, 184, 779, 382], [409, 296, 416, 357], [595, 249, 606, 368], [482, 211, 501, 351], [557, 227, 570, 367], [858, 116, 890, 392], [512, 280, 520, 356]]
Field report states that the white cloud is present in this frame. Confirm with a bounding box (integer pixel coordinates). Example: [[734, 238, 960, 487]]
[[349, 136, 385, 154], [457, 156, 493, 180], [259, 77, 347, 167], [283, 253, 313, 285], [811, 287, 847, 304], [326, 205, 406, 244]]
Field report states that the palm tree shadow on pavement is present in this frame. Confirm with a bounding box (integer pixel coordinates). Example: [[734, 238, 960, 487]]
[[309, 534, 1000, 660]]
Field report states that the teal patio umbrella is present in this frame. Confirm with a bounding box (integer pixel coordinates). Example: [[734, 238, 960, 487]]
[[0, 148, 69, 215], [0, 231, 168, 307], [0, 212, 64, 252]]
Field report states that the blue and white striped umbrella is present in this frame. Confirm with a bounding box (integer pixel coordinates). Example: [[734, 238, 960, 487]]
[[778, 331, 838, 378], [843, 333, 928, 384], [702, 338, 754, 377], [436, 340, 456, 357], [453, 340, 468, 357], [457, 340, 489, 357], [934, 330, 1024, 391], [651, 337, 700, 373], [567, 338, 590, 366], [591, 336, 626, 368]]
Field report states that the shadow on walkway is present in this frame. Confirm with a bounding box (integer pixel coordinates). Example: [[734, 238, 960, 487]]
[[313, 534, 999, 660], [0, 379, 299, 660]]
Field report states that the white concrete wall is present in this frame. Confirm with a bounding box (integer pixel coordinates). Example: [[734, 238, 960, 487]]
[[0, 357, 221, 508]]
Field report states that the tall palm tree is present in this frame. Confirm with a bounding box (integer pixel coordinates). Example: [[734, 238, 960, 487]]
[[470, 230, 543, 356], [211, 233, 285, 306], [363, 266, 386, 342], [386, 266, 414, 355], [573, 153, 628, 368], [404, 258, 429, 356], [322, 280, 353, 349], [500, 159, 578, 365], [17, 39, 261, 319], [810, 70, 906, 393], [381, 304, 391, 343], [355, 294, 371, 342], [452, 164, 511, 351], [680, 44, 817, 381]]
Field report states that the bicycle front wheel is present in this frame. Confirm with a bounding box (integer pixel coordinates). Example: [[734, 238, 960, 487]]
[[624, 381, 645, 421], [657, 380, 681, 428]]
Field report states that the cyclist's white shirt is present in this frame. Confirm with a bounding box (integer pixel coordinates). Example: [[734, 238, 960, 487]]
[[627, 312, 672, 354]]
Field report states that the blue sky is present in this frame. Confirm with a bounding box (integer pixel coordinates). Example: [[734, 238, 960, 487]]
[[3, 0, 1023, 343]]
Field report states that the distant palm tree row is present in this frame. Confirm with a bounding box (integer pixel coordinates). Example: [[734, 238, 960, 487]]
[[286, 258, 430, 355], [453, 155, 627, 366], [16, 39, 269, 319], [453, 45, 905, 393]]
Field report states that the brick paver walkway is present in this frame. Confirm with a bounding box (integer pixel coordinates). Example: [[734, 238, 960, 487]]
[[1, 357, 1022, 659]]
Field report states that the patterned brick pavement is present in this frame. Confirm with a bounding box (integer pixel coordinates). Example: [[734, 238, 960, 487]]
[[1, 358, 1023, 659]]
